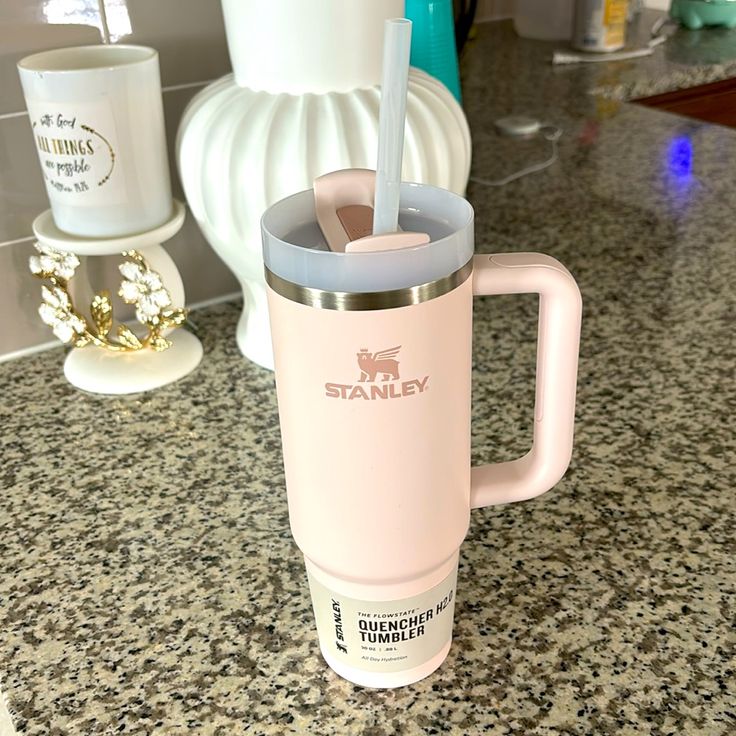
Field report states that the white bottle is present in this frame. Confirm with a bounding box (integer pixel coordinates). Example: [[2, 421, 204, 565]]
[[573, 0, 629, 52], [513, 0, 574, 41]]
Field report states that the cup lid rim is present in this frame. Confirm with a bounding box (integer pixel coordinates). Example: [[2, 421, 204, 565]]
[[261, 181, 475, 294], [18, 45, 158, 74], [261, 180, 474, 259]]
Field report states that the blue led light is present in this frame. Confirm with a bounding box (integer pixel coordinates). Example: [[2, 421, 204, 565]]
[[667, 135, 693, 179]]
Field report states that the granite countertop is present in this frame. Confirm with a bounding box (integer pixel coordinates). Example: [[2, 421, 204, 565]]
[[2, 13, 735, 736], [570, 9, 736, 100]]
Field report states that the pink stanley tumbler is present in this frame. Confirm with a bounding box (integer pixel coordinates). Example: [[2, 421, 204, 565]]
[[262, 172, 582, 688]]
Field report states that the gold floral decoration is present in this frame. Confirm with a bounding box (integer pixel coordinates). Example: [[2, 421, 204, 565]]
[[29, 243, 187, 352]]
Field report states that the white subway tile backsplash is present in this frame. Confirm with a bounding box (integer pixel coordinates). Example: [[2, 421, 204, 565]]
[[160, 86, 240, 304], [166, 212, 240, 306], [102, 0, 232, 87], [0, 210, 238, 359], [0, 113, 48, 244], [162, 84, 203, 201], [0, 239, 59, 355], [0, 0, 104, 115], [0, 0, 241, 358]]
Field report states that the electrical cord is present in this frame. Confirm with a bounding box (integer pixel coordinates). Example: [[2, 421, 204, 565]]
[[469, 125, 562, 188], [553, 47, 655, 64]]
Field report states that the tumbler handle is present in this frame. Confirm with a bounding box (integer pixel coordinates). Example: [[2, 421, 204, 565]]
[[471, 253, 582, 508]]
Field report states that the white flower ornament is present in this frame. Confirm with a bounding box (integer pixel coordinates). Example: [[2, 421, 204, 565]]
[[29, 243, 80, 280], [38, 285, 88, 345], [29, 244, 187, 352], [119, 261, 172, 324]]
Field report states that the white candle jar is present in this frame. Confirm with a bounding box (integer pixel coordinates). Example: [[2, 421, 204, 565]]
[[18, 45, 172, 238]]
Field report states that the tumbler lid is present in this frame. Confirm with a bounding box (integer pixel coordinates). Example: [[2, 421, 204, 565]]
[[261, 181, 473, 294]]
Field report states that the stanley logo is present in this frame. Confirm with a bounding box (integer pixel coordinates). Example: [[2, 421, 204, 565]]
[[325, 346, 429, 400], [357, 346, 401, 382]]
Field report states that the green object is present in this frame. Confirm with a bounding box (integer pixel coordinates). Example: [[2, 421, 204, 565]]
[[405, 0, 462, 102], [670, 0, 736, 30]]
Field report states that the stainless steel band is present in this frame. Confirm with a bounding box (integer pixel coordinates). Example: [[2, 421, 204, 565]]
[[264, 259, 473, 311]]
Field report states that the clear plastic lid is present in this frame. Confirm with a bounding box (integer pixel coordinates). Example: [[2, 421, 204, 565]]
[[261, 181, 474, 293]]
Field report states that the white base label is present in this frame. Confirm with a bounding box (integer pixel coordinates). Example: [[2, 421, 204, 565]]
[[307, 565, 457, 674]]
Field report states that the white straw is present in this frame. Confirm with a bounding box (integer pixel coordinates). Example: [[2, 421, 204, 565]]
[[372, 18, 412, 235]]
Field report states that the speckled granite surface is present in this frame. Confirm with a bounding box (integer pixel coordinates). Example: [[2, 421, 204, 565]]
[[520, 9, 736, 101], [2, 17, 736, 736]]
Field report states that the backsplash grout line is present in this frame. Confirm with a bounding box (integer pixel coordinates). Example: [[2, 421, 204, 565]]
[[0, 235, 34, 249], [0, 111, 28, 121], [162, 80, 216, 92], [188, 290, 242, 312], [0, 82, 214, 122], [0, 339, 59, 365], [0, 2, 236, 361], [0, 290, 242, 364]]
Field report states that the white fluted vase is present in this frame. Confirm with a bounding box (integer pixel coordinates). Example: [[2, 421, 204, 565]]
[[176, 0, 471, 369]]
